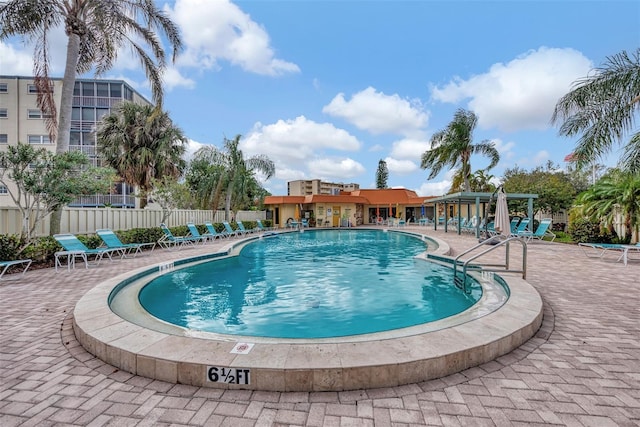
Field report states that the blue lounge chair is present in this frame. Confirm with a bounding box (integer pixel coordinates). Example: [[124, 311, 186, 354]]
[[186, 222, 215, 243], [511, 217, 530, 235], [0, 259, 32, 280], [517, 218, 555, 242], [237, 221, 255, 234], [256, 219, 273, 232], [54, 233, 121, 266], [510, 218, 521, 234], [96, 229, 155, 257], [158, 224, 201, 250], [204, 222, 230, 239], [579, 242, 640, 266], [222, 221, 242, 237]]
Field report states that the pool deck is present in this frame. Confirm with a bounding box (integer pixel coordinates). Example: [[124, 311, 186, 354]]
[[1, 226, 639, 426]]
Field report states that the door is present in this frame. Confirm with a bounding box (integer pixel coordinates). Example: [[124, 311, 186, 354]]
[[332, 206, 341, 227]]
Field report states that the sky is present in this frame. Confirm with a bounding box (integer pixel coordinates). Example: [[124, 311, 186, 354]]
[[1, 0, 638, 197]]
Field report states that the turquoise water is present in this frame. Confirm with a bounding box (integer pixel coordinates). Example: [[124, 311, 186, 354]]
[[138, 229, 482, 338]]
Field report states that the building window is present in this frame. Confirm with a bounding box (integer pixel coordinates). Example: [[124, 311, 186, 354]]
[[28, 135, 51, 144], [0, 108, 7, 118], [27, 83, 52, 94], [27, 109, 53, 119], [0, 134, 7, 144], [0, 185, 8, 194], [110, 83, 122, 98], [0, 83, 7, 93]]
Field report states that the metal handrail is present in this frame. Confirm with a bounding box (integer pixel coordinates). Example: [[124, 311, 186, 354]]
[[453, 235, 527, 293]]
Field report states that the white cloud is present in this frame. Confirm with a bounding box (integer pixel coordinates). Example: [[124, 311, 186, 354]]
[[0, 42, 34, 75], [389, 138, 430, 160], [240, 116, 363, 182], [184, 139, 205, 161], [162, 66, 196, 90], [384, 157, 419, 175], [532, 150, 550, 165], [417, 180, 451, 197], [491, 138, 516, 161], [430, 47, 593, 132], [323, 87, 429, 137], [308, 158, 366, 180], [166, 0, 300, 76]]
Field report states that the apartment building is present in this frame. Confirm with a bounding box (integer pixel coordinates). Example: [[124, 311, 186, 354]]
[[0, 75, 151, 208], [287, 179, 360, 196]]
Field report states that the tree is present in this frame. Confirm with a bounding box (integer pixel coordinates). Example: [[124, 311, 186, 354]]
[[146, 177, 197, 224], [96, 102, 187, 208], [375, 159, 388, 189], [552, 48, 640, 174], [188, 135, 275, 220], [502, 162, 579, 217], [0, 143, 112, 250], [572, 169, 640, 243], [0, 0, 182, 153], [421, 109, 499, 192]]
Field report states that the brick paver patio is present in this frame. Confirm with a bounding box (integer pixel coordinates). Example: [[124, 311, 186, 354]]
[[1, 227, 638, 426]]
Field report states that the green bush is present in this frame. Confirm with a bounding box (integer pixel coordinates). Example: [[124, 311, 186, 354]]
[[568, 217, 616, 243], [0, 234, 25, 261]]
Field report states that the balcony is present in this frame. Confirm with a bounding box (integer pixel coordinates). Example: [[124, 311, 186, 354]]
[[68, 194, 136, 208]]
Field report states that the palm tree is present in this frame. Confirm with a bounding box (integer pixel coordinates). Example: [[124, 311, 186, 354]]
[[572, 169, 640, 243], [96, 102, 187, 208], [421, 109, 499, 192], [190, 135, 275, 220], [552, 49, 640, 174], [0, 0, 182, 153]]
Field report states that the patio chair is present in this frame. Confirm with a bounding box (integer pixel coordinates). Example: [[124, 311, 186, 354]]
[[517, 218, 555, 242], [511, 217, 530, 236], [301, 219, 310, 228], [53, 233, 122, 267], [237, 221, 256, 234], [222, 221, 242, 237], [510, 218, 521, 234], [578, 242, 640, 266], [96, 229, 155, 257], [0, 259, 32, 281], [158, 224, 201, 250], [256, 219, 273, 232], [186, 222, 215, 243], [205, 222, 230, 239]]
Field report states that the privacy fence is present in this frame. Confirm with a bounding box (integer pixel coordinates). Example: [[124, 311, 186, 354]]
[[0, 207, 265, 237]]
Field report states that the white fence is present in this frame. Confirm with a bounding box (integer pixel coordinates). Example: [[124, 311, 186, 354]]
[[0, 207, 265, 236]]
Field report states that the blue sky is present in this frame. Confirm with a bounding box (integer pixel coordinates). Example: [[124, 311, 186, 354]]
[[1, 0, 638, 196]]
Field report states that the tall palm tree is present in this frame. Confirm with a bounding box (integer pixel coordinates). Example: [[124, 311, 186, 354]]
[[0, 0, 182, 153], [421, 109, 500, 192], [190, 135, 275, 220], [573, 169, 640, 243], [552, 48, 640, 174], [96, 102, 187, 208]]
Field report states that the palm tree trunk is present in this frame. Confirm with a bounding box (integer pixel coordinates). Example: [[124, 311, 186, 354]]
[[50, 33, 81, 236], [225, 182, 233, 221]]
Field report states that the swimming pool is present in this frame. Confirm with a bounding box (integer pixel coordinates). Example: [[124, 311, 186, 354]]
[[138, 230, 482, 338], [74, 229, 543, 391]]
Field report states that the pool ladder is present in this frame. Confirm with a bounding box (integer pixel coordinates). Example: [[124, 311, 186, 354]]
[[452, 235, 527, 294]]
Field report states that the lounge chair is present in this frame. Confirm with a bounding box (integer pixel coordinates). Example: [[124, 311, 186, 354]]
[[205, 222, 230, 239], [0, 259, 32, 280], [158, 223, 202, 250], [222, 221, 242, 237], [511, 217, 530, 236], [256, 219, 273, 232], [578, 242, 640, 266], [53, 233, 122, 266], [237, 221, 256, 234], [517, 218, 555, 242], [186, 222, 215, 243], [510, 218, 521, 234], [96, 229, 155, 257]]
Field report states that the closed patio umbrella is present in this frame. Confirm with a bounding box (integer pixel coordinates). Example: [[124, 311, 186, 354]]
[[294, 204, 300, 221], [421, 205, 425, 218], [494, 187, 511, 236]]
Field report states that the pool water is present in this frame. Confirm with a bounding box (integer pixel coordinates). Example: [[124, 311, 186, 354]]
[[138, 229, 482, 338]]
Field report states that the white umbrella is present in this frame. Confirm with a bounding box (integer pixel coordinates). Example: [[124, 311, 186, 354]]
[[494, 188, 511, 236]]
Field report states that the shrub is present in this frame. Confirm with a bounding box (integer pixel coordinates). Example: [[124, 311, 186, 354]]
[[0, 234, 25, 261], [568, 217, 616, 243]]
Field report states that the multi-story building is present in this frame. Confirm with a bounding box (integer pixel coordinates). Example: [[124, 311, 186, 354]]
[[287, 179, 360, 196], [0, 75, 152, 208]]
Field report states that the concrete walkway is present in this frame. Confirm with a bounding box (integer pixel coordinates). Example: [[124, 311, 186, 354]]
[[1, 228, 638, 426]]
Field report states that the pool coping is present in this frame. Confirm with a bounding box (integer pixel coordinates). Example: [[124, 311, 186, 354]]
[[73, 230, 543, 392]]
